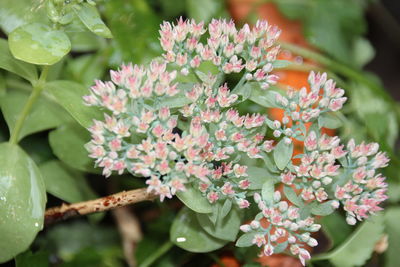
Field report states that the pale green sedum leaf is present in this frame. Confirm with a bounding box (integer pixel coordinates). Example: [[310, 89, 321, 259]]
[[0, 143, 46, 263], [196, 202, 241, 241], [384, 208, 400, 267], [9, 23, 71, 65], [261, 179, 275, 205], [318, 112, 342, 129], [170, 207, 227, 253], [273, 139, 293, 170], [176, 186, 213, 214], [314, 215, 384, 267]]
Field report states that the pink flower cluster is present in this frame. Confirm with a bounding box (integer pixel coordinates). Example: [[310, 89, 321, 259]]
[[280, 131, 345, 203], [83, 17, 391, 265], [240, 192, 320, 266], [335, 139, 389, 225], [275, 71, 347, 124], [160, 18, 281, 89], [84, 62, 272, 206]]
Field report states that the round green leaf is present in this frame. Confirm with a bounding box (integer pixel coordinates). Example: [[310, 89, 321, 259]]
[[170, 208, 228, 253], [0, 142, 46, 263], [176, 186, 213, 214], [9, 23, 71, 65]]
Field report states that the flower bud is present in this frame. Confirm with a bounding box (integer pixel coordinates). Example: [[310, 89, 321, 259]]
[[273, 120, 281, 129], [308, 238, 318, 247], [273, 130, 281, 138], [346, 216, 357, 225], [250, 220, 260, 229], [240, 224, 251, 232]]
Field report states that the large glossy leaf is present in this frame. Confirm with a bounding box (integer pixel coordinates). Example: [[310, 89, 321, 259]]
[[176, 186, 212, 214], [1, 90, 73, 141], [0, 0, 46, 34], [49, 123, 99, 173], [0, 143, 46, 263], [73, 3, 112, 39], [384, 208, 400, 267], [45, 80, 103, 128], [315, 215, 384, 267], [170, 208, 228, 253], [196, 203, 242, 241], [0, 39, 37, 83], [39, 160, 96, 203], [9, 23, 71, 65]]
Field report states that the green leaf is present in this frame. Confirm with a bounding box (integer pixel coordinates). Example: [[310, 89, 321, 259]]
[[45, 80, 103, 128], [316, 215, 384, 267], [261, 179, 275, 205], [170, 208, 228, 253], [0, 39, 37, 83], [39, 160, 96, 203], [176, 186, 212, 214], [9, 23, 71, 65], [352, 38, 375, 67], [220, 199, 232, 218], [318, 112, 342, 129], [311, 201, 335, 216], [384, 208, 400, 267], [196, 206, 241, 242], [15, 250, 49, 267], [247, 166, 268, 190], [73, 3, 112, 39], [283, 185, 303, 206], [0, 143, 46, 263], [273, 139, 293, 170], [247, 84, 280, 108], [1, 90, 73, 141], [186, 0, 222, 23], [236, 232, 257, 248], [49, 123, 99, 173], [0, 0, 47, 34], [320, 212, 352, 248]]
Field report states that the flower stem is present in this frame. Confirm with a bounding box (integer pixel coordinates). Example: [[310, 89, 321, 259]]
[[9, 66, 50, 144], [44, 187, 156, 226], [138, 240, 174, 267]]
